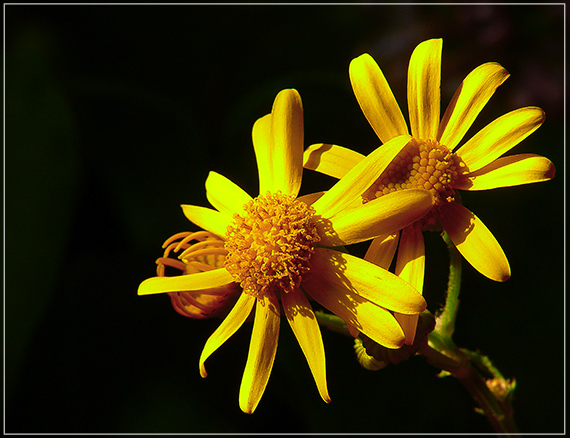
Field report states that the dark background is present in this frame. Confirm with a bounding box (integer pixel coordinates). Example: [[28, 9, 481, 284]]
[[5, 4, 564, 434]]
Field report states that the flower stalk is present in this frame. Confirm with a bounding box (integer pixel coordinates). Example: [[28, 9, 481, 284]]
[[420, 231, 520, 436]]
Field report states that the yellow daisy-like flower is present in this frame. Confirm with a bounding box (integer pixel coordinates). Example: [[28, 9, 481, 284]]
[[138, 89, 435, 414], [304, 39, 555, 343]]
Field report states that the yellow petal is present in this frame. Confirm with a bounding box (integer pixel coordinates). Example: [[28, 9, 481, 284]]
[[395, 227, 425, 294], [394, 227, 425, 345], [181, 204, 232, 239], [318, 188, 433, 247], [239, 293, 281, 414], [310, 248, 426, 315], [303, 272, 405, 349], [138, 267, 234, 296], [364, 233, 400, 270], [297, 191, 325, 206], [438, 62, 510, 150], [199, 291, 255, 378], [407, 39, 442, 140], [453, 153, 556, 190], [252, 113, 274, 194], [303, 143, 365, 179], [270, 89, 304, 197], [205, 171, 253, 216], [440, 202, 510, 282], [454, 107, 545, 173], [349, 53, 409, 143], [312, 134, 412, 218], [282, 287, 330, 403]]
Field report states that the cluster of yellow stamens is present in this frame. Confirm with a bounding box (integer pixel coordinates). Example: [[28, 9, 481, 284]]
[[363, 138, 463, 228], [224, 192, 320, 299]]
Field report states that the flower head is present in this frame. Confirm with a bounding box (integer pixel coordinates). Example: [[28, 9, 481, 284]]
[[304, 38, 555, 343], [138, 89, 435, 413]]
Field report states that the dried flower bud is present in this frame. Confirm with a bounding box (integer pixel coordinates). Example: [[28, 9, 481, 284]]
[[156, 231, 240, 319]]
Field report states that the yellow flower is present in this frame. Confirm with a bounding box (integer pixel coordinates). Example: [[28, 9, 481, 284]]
[[304, 39, 555, 344], [138, 89, 434, 414]]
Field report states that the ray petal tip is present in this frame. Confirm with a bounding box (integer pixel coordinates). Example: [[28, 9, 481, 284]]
[[199, 363, 208, 378]]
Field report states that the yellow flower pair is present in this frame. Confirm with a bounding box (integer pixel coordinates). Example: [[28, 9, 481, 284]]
[[138, 38, 555, 414]]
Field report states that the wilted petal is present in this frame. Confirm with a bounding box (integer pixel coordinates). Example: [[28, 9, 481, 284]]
[[181, 204, 232, 239], [440, 202, 510, 282], [199, 291, 255, 378], [239, 293, 280, 414], [407, 39, 442, 140], [438, 62, 510, 150], [310, 248, 426, 315], [205, 171, 253, 216], [318, 188, 433, 247], [282, 287, 330, 403], [303, 143, 365, 179], [349, 53, 409, 143], [453, 153, 556, 190], [138, 268, 234, 296], [455, 107, 545, 173], [271, 89, 304, 197]]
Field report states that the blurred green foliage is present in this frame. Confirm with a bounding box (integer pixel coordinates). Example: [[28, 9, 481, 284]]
[[5, 4, 564, 433]]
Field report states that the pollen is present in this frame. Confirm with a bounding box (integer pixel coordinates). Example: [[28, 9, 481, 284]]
[[224, 192, 321, 299], [363, 138, 463, 228]]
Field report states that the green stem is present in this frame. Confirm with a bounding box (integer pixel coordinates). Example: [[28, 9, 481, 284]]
[[423, 231, 520, 436], [435, 231, 462, 339], [421, 343, 519, 436], [314, 310, 351, 336]]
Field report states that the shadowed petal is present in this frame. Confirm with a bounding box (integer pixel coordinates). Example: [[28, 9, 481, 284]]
[[364, 232, 400, 270], [312, 135, 412, 218], [297, 191, 325, 206], [271, 89, 304, 197], [205, 171, 253, 216], [408, 38, 442, 140], [199, 291, 255, 378], [318, 188, 433, 247], [311, 248, 426, 315], [454, 107, 545, 173], [453, 153, 556, 190], [181, 205, 232, 239], [138, 268, 234, 296], [304, 271, 405, 349], [438, 62, 510, 150], [303, 143, 365, 179], [282, 287, 330, 403], [349, 53, 409, 143], [440, 202, 510, 282], [239, 293, 280, 414], [394, 227, 425, 345], [252, 114, 274, 194]]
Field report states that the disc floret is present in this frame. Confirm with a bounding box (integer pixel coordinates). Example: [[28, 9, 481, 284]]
[[363, 138, 464, 228], [224, 192, 321, 299]]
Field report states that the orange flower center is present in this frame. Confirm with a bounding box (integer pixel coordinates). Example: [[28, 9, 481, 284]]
[[363, 138, 463, 228], [224, 192, 320, 299]]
